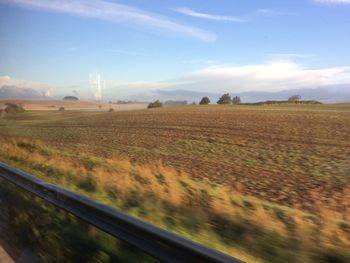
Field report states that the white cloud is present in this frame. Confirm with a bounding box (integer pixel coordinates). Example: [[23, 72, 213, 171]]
[[0, 0, 216, 42], [106, 61, 350, 95], [184, 61, 350, 92], [174, 7, 286, 22], [174, 7, 246, 22], [0, 75, 53, 97], [0, 75, 50, 90], [314, 0, 350, 4]]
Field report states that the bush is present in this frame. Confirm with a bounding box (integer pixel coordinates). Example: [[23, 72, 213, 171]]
[[199, 97, 210, 105], [77, 174, 98, 192], [147, 100, 163, 108], [59, 107, 65, 111], [217, 93, 232, 104], [63, 96, 79, 101], [108, 108, 114, 112], [288, 95, 301, 103], [4, 103, 25, 114], [232, 96, 241, 105]]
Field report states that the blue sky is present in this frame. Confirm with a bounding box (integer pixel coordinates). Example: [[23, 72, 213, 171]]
[[0, 0, 350, 100]]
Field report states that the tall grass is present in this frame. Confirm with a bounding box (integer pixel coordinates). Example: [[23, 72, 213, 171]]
[[0, 137, 349, 263]]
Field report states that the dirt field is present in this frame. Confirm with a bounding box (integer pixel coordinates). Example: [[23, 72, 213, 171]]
[[0, 100, 147, 111], [0, 104, 349, 216], [1, 103, 350, 262]]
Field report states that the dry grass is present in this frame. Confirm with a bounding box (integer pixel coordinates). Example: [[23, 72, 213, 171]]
[[1, 137, 349, 263]]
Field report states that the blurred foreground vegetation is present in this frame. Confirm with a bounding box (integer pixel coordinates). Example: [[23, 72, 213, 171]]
[[0, 176, 157, 263]]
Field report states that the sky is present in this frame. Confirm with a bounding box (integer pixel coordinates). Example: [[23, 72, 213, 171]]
[[0, 0, 350, 100]]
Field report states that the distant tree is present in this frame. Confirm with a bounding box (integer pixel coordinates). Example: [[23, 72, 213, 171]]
[[59, 107, 65, 111], [288, 95, 301, 103], [217, 93, 232, 104], [199, 96, 210, 105], [148, 100, 163, 109], [63, 96, 79, 101], [232, 96, 241, 105], [4, 103, 25, 114]]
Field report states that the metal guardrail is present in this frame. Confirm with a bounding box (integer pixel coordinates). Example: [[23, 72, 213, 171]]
[[0, 162, 243, 263]]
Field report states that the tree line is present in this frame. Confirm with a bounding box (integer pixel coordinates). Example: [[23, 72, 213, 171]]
[[199, 94, 242, 105], [146, 94, 304, 108]]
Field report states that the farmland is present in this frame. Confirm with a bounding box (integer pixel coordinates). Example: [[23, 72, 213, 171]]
[[0, 103, 350, 262], [0, 100, 147, 111]]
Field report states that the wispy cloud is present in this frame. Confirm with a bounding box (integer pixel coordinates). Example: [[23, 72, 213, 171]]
[[173, 7, 286, 22], [174, 7, 246, 22], [0, 0, 216, 42], [314, 0, 350, 4]]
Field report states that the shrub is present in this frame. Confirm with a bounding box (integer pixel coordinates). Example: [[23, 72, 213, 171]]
[[108, 108, 114, 112], [17, 141, 37, 152], [288, 95, 301, 103], [59, 107, 65, 111], [232, 96, 241, 104], [77, 174, 98, 192], [63, 96, 78, 101], [199, 97, 210, 105], [147, 100, 163, 108], [4, 103, 25, 114], [217, 93, 232, 104]]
